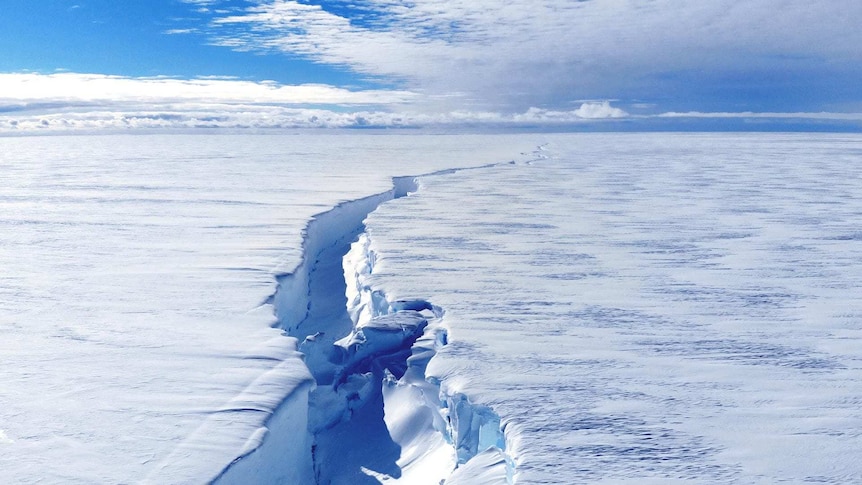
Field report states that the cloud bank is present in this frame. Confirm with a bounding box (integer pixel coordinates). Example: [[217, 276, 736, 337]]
[[0, 72, 416, 106], [0, 72, 857, 134], [0, 72, 633, 133]]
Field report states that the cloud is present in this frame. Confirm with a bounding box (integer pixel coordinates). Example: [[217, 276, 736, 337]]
[[513, 103, 628, 122], [0, 73, 636, 132], [0, 106, 627, 133], [0, 72, 407, 132], [4, 72, 859, 133], [656, 111, 862, 121], [191, 0, 862, 113], [164, 28, 198, 35], [573, 102, 629, 120], [0, 72, 416, 106]]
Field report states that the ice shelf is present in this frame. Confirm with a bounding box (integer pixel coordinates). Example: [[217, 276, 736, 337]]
[[0, 133, 549, 484], [356, 134, 862, 484], [215, 163, 520, 484]]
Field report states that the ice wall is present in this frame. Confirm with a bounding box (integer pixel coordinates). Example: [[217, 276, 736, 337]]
[[177, 151, 544, 484], [214, 163, 521, 484], [145, 342, 315, 484], [272, 190, 398, 334], [344, 232, 514, 483], [210, 369, 315, 485]]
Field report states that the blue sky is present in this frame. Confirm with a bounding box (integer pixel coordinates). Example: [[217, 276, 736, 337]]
[[0, 0, 364, 87], [1, 0, 860, 131]]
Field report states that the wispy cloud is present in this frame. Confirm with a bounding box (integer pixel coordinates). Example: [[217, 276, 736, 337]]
[[657, 111, 862, 121], [190, 0, 862, 113], [164, 28, 198, 35]]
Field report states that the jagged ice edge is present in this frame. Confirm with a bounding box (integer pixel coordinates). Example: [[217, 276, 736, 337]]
[[193, 149, 550, 483]]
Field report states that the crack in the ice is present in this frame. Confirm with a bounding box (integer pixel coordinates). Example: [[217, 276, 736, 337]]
[[214, 154, 553, 484]]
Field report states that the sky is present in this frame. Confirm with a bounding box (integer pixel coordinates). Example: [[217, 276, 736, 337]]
[[1, 0, 860, 132]]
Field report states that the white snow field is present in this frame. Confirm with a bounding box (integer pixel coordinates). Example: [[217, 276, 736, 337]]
[[1, 132, 861, 484], [0, 133, 535, 484], [359, 133, 862, 484]]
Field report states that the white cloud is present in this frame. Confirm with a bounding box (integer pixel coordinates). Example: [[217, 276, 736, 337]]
[[0, 72, 415, 106], [195, 0, 862, 112], [513, 103, 628, 122], [0, 72, 635, 132], [164, 28, 198, 35], [573, 102, 629, 120], [5, 72, 859, 133], [656, 111, 862, 121]]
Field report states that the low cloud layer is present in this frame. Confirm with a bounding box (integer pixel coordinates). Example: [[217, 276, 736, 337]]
[[0, 72, 634, 132], [3, 72, 860, 133]]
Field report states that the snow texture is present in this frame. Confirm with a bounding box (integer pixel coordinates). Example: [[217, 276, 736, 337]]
[[2, 132, 861, 484], [360, 133, 862, 483], [0, 133, 534, 484]]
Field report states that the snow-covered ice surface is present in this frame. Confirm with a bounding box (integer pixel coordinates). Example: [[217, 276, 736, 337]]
[[2, 132, 861, 484], [0, 133, 535, 484], [360, 133, 862, 484]]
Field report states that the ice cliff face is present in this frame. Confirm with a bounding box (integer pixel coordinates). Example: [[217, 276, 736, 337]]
[[215, 166, 516, 484], [344, 232, 513, 482]]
